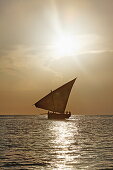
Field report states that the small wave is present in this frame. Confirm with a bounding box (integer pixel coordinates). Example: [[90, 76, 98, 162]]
[[2, 162, 49, 167]]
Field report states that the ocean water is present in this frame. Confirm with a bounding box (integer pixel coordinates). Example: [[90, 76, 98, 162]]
[[0, 115, 113, 170]]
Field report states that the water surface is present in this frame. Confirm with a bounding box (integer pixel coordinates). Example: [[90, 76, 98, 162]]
[[0, 115, 113, 169]]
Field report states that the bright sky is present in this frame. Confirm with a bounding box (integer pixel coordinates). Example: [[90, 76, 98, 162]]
[[0, 0, 113, 114]]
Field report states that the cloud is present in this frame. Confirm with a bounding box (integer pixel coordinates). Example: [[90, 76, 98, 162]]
[[0, 44, 64, 92]]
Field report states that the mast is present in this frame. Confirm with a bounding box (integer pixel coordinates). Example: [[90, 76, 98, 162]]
[[51, 90, 55, 113]]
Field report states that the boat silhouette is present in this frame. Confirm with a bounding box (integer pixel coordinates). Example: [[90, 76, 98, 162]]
[[34, 78, 77, 119]]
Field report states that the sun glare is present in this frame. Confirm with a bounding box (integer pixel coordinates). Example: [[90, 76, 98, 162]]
[[55, 35, 75, 56], [53, 34, 89, 58]]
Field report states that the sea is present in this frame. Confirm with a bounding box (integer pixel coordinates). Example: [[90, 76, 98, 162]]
[[0, 115, 113, 170]]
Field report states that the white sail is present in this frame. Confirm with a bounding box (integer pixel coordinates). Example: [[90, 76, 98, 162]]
[[35, 78, 77, 113]]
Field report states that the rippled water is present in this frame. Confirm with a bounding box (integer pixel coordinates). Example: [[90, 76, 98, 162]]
[[0, 115, 113, 170]]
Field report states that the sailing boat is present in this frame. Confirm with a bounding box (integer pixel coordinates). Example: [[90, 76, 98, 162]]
[[34, 78, 77, 119]]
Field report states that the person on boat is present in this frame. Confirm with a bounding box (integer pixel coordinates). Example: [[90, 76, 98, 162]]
[[66, 111, 68, 114], [69, 111, 71, 115]]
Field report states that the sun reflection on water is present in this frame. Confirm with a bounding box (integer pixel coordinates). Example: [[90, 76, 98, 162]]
[[49, 120, 80, 169]]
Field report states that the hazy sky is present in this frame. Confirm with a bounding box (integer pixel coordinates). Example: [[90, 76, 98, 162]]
[[0, 0, 113, 114]]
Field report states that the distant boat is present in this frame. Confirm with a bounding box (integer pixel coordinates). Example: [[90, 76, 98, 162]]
[[34, 78, 77, 119]]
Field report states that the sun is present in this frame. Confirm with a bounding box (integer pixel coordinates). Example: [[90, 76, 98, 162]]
[[49, 33, 97, 60], [53, 34, 87, 58]]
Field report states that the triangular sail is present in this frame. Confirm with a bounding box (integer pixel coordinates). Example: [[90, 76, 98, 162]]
[[35, 78, 77, 113]]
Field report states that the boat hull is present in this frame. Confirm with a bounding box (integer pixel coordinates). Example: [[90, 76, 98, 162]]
[[48, 112, 71, 119]]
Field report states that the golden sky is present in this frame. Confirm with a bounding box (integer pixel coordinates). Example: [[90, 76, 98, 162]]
[[0, 0, 113, 114]]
